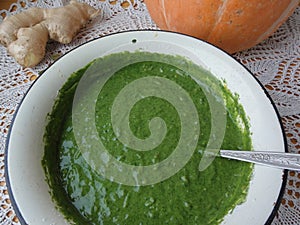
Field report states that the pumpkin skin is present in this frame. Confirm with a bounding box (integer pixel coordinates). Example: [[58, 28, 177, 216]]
[[144, 0, 299, 53]]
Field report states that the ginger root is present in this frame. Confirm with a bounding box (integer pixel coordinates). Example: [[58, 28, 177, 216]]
[[7, 24, 49, 68], [0, 0, 100, 67]]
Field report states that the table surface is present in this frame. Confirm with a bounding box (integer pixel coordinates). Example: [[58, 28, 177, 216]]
[[0, 1, 299, 224], [0, 1, 16, 10]]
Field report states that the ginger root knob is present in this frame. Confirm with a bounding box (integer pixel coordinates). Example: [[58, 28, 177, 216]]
[[8, 24, 49, 68], [0, 0, 100, 67]]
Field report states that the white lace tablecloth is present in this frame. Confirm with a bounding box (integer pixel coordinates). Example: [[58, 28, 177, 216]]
[[0, 1, 299, 224]]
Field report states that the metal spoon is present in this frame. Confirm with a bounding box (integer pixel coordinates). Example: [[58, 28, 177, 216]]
[[220, 150, 300, 171]]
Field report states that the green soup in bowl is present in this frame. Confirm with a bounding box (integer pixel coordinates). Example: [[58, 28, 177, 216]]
[[43, 51, 253, 224], [5, 31, 286, 225]]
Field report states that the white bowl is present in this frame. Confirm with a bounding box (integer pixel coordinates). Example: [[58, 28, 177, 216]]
[[5, 30, 287, 225]]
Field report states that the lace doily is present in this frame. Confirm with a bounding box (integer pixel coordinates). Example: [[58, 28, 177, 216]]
[[0, 1, 299, 224]]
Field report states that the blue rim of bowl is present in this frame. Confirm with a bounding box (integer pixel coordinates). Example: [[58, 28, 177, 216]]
[[4, 30, 288, 225]]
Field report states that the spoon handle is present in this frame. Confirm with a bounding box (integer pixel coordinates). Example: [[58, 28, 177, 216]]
[[220, 150, 300, 171]]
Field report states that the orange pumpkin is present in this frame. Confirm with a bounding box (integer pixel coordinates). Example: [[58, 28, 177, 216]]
[[144, 0, 299, 53]]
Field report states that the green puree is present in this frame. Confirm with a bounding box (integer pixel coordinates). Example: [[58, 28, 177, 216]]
[[43, 52, 253, 225]]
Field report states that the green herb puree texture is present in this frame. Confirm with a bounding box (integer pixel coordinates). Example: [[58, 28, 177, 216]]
[[43, 52, 253, 225]]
